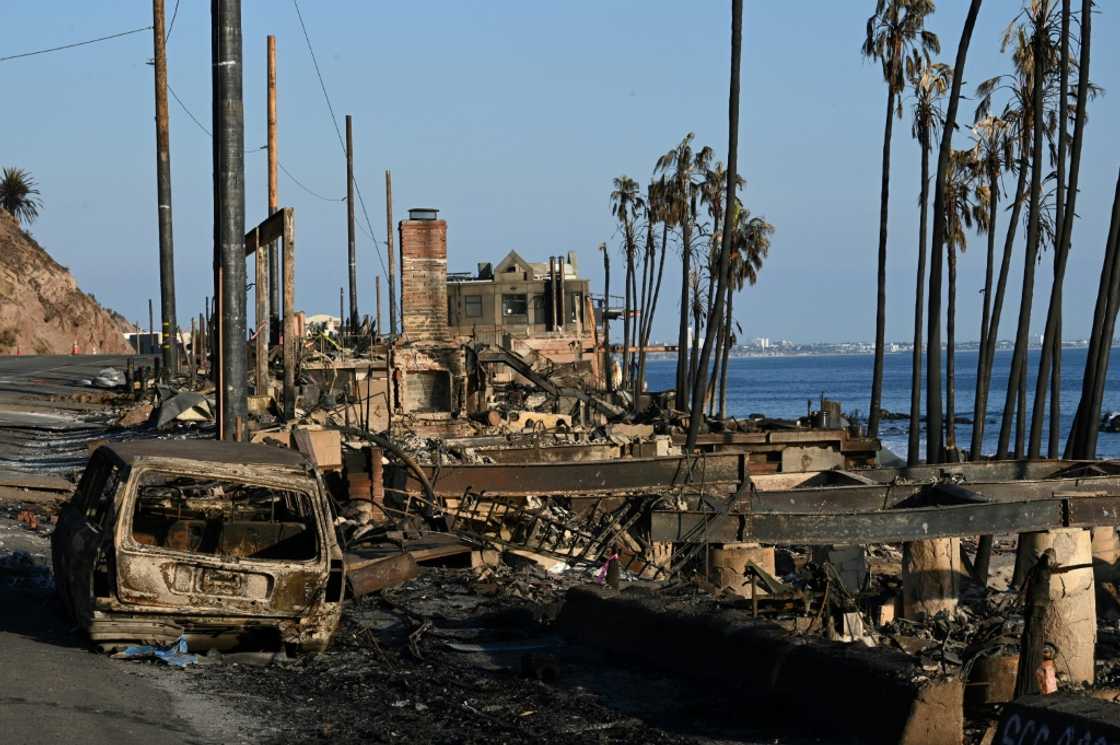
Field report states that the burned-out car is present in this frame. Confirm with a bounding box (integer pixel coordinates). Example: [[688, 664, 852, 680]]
[[52, 440, 345, 652]]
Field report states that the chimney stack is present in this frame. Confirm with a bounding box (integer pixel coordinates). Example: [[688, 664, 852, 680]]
[[399, 208, 448, 341]]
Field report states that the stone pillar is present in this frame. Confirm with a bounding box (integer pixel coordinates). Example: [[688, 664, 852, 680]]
[[1018, 528, 1096, 685], [902, 538, 961, 619]]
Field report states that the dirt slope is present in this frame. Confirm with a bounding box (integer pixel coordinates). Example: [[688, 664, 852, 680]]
[[0, 209, 133, 355]]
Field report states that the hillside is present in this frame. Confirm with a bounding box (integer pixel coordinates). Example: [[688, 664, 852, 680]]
[[0, 209, 134, 355]]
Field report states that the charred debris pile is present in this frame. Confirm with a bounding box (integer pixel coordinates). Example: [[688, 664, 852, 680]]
[[56, 320, 1120, 743]]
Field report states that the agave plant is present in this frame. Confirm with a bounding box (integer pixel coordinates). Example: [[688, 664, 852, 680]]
[[0, 167, 43, 226]]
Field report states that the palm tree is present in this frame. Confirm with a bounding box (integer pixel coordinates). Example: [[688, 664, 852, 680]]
[[610, 176, 644, 393], [996, 4, 1053, 460], [719, 203, 774, 417], [968, 114, 1016, 462], [906, 61, 951, 465], [942, 148, 981, 451], [926, 0, 983, 466], [861, 0, 939, 440], [655, 134, 712, 412], [685, 0, 742, 451], [0, 168, 43, 226], [700, 162, 745, 414], [1030, 0, 1093, 458], [633, 178, 673, 413]]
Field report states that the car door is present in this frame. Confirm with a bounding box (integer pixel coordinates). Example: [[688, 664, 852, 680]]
[[65, 462, 122, 625]]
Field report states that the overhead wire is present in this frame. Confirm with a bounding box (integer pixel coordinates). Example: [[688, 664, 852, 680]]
[[165, 0, 181, 44], [0, 25, 152, 63], [167, 83, 345, 203], [292, 0, 389, 280]]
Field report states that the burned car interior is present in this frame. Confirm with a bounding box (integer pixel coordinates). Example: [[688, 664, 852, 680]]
[[130, 472, 319, 562]]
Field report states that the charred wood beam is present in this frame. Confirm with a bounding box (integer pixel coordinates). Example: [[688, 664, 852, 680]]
[[652, 494, 1120, 545], [389, 452, 747, 499]]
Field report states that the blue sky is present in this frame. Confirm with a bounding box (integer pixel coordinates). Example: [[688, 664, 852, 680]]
[[2, 1, 1118, 344]]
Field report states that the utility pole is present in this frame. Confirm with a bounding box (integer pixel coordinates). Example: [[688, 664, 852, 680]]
[[339, 287, 345, 336], [152, 0, 178, 377], [212, 0, 247, 440], [385, 169, 397, 336], [346, 114, 359, 330], [267, 34, 280, 344]]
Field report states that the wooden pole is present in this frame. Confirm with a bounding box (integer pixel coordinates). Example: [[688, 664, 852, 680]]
[[345, 114, 358, 330], [375, 275, 382, 338], [152, 0, 178, 377], [213, 0, 247, 440], [385, 170, 397, 336], [283, 209, 296, 419], [267, 34, 280, 344], [254, 227, 268, 393], [148, 298, 154, 354]]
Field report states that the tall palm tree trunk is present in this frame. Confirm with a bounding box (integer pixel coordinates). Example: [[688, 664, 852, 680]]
[[972, 148, 1028, 458], [719, 289, 735, 418], [908, 136, 931, 465], [633, 224, 654, 413], [928, 0, 984, 465], [636, 223, 669, 411], [998, 19, 1046, 460], [1030, 0, 1087, 459], [1048, 0, 1072, 459], [947, 244, 958, 450], [972, 163, 999, 459], [676, 226, 692, 410], [1068, 170, 1120, 458], [869, 85, 896, 440], [686, 0, 741, 452]]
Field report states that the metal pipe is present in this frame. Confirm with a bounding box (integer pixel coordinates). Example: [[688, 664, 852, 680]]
[[152, 0, 178, 377], [213, 0, 247, 439], [346, 114, 358, 330]]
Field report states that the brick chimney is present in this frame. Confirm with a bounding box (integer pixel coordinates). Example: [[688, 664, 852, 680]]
[[399, 208, 448, 341]]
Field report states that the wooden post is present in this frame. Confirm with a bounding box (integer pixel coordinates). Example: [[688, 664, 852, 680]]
[[213, 0, 247, 440], [345, 114, 358, 330], [282, 209, 296, 419], [339, 287, 345, 336], [267, 34, 280, 345], [385, 170, 397, 336], [254, 227, 268, 393], [148, 298, 154, 353], [1015, 549, 1056, 698], [375, 275, 382, 338], [548, 257, 557, 331], [152, 0, 178, 376]]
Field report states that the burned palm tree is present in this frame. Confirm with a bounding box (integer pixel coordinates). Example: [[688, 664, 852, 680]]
[[942, 148, 982, 452], [718, 203, 774, 417], [906, 61, 951, 465], [861, 0, 939, 440], [610, 175, 645, 391], [655, 134, 712, 412]]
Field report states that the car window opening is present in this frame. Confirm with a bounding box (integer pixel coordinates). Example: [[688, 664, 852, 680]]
[[131, 472, 318, 561]]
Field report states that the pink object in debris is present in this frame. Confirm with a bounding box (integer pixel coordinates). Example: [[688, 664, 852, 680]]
[[595, 552, 620, 585]]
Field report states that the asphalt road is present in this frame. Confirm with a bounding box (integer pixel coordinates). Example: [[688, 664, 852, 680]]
[[0, 356, 239, 745]]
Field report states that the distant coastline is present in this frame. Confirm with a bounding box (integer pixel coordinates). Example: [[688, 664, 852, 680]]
[[641, 339, 1095, 361]]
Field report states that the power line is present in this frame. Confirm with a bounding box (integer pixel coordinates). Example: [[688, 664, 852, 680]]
[[168, 83, 211, 136], [168, 83, 344, 203], [0, 25, 151, 63], [165, 0, 181, 44], [292, 0, 389, 280]]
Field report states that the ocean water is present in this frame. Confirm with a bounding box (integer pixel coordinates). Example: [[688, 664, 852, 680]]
[[641, 347, 1120, 461]]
